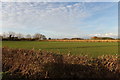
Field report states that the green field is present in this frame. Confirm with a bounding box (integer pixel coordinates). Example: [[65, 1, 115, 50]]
[[2, 41, 118, 57]]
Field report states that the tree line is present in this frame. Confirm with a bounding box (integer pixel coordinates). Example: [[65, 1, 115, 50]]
[[0, 32, 47, 41], [0, 32, 119, 41]]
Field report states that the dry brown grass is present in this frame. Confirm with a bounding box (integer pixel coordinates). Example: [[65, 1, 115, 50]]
[[46, 40, 120, 42], [2, 47, 120, 79]]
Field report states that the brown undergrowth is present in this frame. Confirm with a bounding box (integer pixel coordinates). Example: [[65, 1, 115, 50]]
[[2, 47, 120, 79]]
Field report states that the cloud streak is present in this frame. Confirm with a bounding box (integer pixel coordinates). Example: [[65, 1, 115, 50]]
[[1, 0, 119, 2], [2, 2, 118, 38]]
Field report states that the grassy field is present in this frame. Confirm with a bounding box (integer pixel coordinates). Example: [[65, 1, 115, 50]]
[[2, 41, 118, 57]]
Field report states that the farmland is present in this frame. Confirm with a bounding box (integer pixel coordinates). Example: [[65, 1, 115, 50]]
[[2, 41, 120, 79], [2, 41, 118, 57]]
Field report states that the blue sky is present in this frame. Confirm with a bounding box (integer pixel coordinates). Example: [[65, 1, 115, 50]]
[[1, 2, 118, 38]]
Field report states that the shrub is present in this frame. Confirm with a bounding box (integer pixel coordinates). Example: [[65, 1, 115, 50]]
[[2, 47, 120, 79]]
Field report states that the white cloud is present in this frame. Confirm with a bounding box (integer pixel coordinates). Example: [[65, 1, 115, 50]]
[[1, 0, 119, 2], [1, 2, 118, 38], [88, 33, 118, 38]]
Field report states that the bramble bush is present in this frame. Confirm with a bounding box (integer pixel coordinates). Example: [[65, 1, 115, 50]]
[[2, 47, 120, 79]]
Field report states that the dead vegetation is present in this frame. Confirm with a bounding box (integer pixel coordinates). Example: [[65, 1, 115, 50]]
[[2, 47, 120, 79], [47, 40, 120, 42]]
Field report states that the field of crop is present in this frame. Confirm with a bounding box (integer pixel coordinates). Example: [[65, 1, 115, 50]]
[[2, 41, 118, 57], [2, 41, 120, 79]]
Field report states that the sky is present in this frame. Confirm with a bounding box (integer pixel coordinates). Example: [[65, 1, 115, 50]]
[[1, 2, 118, 38]]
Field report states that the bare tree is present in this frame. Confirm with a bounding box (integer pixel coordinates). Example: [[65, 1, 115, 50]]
[[2, 32, 7, 38], [26, 34, 31, 38], [41, 35, 47, 40], [8, 31, 16, 37], [33, 33, 42, 40], [17, 33, 24, 39], [33, 33, 46, 40]]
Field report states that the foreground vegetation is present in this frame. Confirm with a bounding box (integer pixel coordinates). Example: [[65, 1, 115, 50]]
[[2, 47, 120, 79], [2, 41, 118, 57]]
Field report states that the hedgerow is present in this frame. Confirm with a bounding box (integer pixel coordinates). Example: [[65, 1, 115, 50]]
[[2, 47, 120, 79]]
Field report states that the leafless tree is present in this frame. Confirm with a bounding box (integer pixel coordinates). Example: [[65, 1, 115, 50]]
[[33, 33, 46, 40], [8, 31, 16, 37], [2, 32, 7, 38], [17, 33, 24, 39], [41, 35, 47, 40], [33, 33, 42, 40], [26, 34, 31, 38]]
